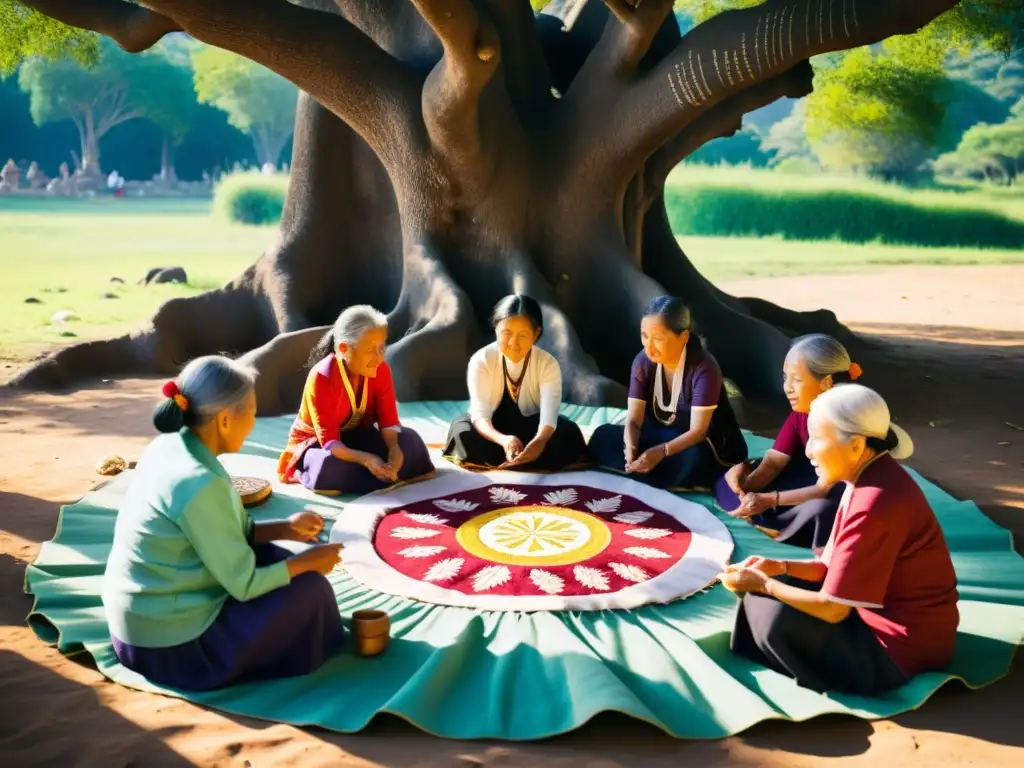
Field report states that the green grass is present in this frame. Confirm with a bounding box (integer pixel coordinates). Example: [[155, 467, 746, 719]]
[[2, 184, 1023, 367], [666, 166, 1024, 249], [0, 197, 272, 364]]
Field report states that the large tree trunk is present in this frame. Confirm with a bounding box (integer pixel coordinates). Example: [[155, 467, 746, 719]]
[[9, 0, 963, 416]]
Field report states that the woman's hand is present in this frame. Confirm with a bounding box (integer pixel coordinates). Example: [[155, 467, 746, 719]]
[[386, 444, 405, 477], [502, 437, 545, 468], [287, 543, 343, 577], [502, 435, 524, 463], [726, 462, 751, 494], [732, 492, 773, 519], [725, 556, 786, 578], [288, 510, 325, 542], [626, 445, 666, 475], [718, 566, 769, 594], [624, 442, 637, 467], [361, 452, 397, 482]]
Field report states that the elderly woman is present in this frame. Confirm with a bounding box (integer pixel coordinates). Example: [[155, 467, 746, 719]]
[[722, 385, 959, 695], [589, 296, 747, 489], [278, 305, 434, 494], [443, 294, 586, 471], [102, 356, 345, 692], [714, 334, 862, 550]]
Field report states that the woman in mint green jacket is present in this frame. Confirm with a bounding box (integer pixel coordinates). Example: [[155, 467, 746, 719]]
[[102, 356, 344, 691]]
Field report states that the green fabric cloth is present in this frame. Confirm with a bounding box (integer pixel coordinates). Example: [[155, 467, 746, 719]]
[[25, 402, 1024, 740], [102, 430, 291, 647]]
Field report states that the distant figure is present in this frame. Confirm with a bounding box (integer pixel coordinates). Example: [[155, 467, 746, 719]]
[[442, 294, 587, 471], [261, 162, 276, 175], [278, 305, 434, 494]]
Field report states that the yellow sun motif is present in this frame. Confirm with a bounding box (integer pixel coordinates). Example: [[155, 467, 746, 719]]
[[456, 505, 611, 566]]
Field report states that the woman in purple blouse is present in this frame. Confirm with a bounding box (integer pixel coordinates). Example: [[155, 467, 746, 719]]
[[589, 297, 748, 489]]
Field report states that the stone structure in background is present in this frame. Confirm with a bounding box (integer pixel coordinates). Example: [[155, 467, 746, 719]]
[[25, 162, 50, 190], [0, 159, 20, 194], [0, 156, 220, 198]]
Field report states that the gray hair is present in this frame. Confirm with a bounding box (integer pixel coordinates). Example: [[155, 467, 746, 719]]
[[154, 355, 255, 433], [809, 384, 914, 460], [331, 304, 388, 347], [789, 334, 854, 381]]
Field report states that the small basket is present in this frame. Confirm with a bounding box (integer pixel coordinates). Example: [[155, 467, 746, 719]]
[[231, 476, 273, 508]]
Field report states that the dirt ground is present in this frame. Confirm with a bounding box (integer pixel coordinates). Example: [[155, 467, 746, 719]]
[[1, 265, 1022, 767]]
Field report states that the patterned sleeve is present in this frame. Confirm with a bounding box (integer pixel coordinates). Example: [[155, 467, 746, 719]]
[[627, 352, 649, 402], [374, 364, 401, 431]]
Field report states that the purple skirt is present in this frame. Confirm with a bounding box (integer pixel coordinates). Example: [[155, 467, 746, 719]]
[[300, 426, 434, 495], [111, 544, 343, 691]]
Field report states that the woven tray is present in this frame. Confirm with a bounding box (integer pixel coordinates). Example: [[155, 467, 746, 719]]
[[232, 476, 273, 508]]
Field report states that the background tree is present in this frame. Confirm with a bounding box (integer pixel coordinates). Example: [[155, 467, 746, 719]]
[[2, 0, 1017, 415], [191, 46, 298, 168], [139, 49, 200, 181], [17, 39, 188, 177], [935, 116, 1024, 185]]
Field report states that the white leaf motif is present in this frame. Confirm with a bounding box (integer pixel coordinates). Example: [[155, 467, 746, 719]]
[[433, 498, 480, 513], [424, 557, 463, 582], [489, 486, 527, 505], [529, 569, 565, 595], [573, 565, 610, 591], [610, 562, 650, 583], [390, 526, 441, 540], [397, 545, 447, 559], [584, 495, 622, 514], [405, 513, 448, 525], [542, 488, 578, 507], [614, 511, 654, 524], [472, 565, 512, 592], [623, 546, 671, 560], [624, 528, 672, 540]]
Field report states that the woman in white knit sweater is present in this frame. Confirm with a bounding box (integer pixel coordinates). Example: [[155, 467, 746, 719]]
[[442, 294, 586, 471]]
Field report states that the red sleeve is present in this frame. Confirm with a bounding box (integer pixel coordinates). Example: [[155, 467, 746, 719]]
[[304, 371, 343, 448], [771, 412, 802, 457], [821, 488, 903, 608], [374, 364, 401, 429]]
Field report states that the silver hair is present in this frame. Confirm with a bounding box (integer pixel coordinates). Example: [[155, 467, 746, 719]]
[[178, 355, 255, 424], [789, 334, 852, 380], [332, 304, 388, 348], [809, 384, 914, 460]]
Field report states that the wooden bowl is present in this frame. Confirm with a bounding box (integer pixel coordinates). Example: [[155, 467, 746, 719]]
[[231, 476, 272, 508], [352, 609, 391, 657]]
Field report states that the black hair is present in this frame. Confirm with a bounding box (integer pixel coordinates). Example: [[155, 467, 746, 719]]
[[490, 294, 544, 339], [866, 429, 900, 454], [643, 296, 701, 349]]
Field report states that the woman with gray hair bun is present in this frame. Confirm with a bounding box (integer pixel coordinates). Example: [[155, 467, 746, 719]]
[[278, 305, 434, 493], [720, 385, 958, 696], [103, 355, 345, 691], [715, 334, 863, 550]]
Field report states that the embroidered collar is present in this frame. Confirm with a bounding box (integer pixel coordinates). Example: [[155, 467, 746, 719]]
[[336, 356, 368, 432], [653, 345, 687, 422]]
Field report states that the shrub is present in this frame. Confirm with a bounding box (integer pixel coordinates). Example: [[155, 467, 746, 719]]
[[212, 170, 287, 225]]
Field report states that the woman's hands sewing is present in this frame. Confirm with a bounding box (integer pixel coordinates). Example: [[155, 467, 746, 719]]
[[626, 445, 666, 475], [718, 556, 786, 594]]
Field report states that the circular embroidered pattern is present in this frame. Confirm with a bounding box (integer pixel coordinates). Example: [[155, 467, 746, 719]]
[[332, 471, 734, 612]]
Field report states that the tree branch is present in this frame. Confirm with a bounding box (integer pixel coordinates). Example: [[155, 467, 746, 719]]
[[489, 0, 556, 117], [599, 0, 675, 73], [643, 59, 814, 200], [408, 0, 504, 188], [135, 0, 420, 161], [17, 0, 181, 52], [617, 0, 960, 174]]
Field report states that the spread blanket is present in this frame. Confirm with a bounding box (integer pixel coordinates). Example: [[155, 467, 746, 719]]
[[24, 402, 1024, 740]]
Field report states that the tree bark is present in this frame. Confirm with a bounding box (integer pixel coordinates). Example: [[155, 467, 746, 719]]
[[9, 0, 965, 415]]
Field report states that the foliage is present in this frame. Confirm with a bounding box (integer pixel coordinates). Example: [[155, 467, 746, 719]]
[[761, 100, 814, 165], [191, 46, 298, 166], [685, 126, 770, 167], [212, 170, 288, 225], [0, 1, 98, 75], [935, 119, 1024, 185], [665, 164, 1024, 247]]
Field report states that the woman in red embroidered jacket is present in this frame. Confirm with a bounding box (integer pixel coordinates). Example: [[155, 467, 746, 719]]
[[277, 305, 434, 494]]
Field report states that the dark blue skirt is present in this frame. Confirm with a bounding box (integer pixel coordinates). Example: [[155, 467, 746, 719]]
[[111, 544, 344, 691], [713, 458, 843, 550], [589, 421, 727, 490]]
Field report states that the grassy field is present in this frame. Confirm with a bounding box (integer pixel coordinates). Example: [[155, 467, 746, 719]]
[[2, 190, 1022, 366]]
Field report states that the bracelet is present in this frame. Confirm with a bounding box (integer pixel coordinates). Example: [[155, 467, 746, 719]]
[[663, 443, 671, 457], [774, 490, 780, 510]]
